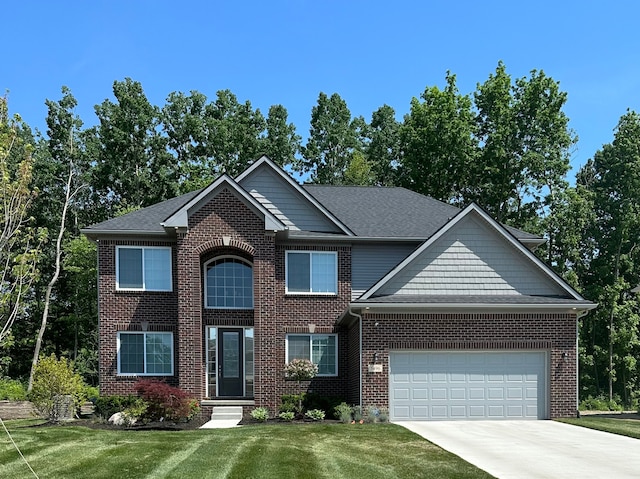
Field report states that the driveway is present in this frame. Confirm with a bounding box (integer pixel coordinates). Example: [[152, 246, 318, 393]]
[[397, 420, 640, 479]]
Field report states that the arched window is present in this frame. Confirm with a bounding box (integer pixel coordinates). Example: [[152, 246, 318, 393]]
[[204, 256, 253, 309]]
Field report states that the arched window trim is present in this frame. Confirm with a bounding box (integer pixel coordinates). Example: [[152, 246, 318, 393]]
[[203, 255, 254, 310]]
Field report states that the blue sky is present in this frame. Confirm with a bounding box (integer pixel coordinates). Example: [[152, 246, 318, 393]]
[[3, 1, 639, 180]]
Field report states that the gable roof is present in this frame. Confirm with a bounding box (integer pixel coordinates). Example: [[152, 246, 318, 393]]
[[236, 156, 354, 235], [356, 203, 595, 310], [162, 174, 286, 231]]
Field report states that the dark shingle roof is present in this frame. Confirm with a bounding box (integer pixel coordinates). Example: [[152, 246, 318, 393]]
[[83, 182, 541, 242], [302, 185, 540, 241], [83, 189, 201, 235]]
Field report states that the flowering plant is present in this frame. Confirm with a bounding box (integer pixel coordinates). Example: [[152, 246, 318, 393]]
[[284, 359, 318, 381]]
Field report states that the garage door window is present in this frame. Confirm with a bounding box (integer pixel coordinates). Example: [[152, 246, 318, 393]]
[[286, 334, 337, 376]]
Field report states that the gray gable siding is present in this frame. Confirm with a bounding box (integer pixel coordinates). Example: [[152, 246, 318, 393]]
[[239, 165, 341, 233], [351, 243, 419, 300], [377, 215, 566, 297]]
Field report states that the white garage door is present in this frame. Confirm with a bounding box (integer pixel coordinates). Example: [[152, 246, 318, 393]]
[[389, 351, 547, 420]]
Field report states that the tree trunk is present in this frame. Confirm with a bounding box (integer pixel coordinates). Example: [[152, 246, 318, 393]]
[[27, 162, 74, 392]]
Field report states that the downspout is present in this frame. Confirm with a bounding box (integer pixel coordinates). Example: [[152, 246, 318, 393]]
[[349, 306, 363, 410]]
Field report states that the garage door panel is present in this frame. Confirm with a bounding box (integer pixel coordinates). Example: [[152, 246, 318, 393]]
[[390, 351, 546, 420]]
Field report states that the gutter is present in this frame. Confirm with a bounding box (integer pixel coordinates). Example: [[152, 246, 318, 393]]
[[352, 302, 598, 312]]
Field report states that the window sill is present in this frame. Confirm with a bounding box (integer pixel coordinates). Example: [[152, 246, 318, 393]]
[[284, 292, 338, 297]]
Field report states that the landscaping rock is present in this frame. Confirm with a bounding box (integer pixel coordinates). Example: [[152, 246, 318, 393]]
[[108, 412, 136, 426]]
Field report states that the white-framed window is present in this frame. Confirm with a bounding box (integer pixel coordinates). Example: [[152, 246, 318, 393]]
[[116, 246, 172, 291], [286, 334, 338, 376], [204, 256, 253, 309], [117, 331, 174, 376], [285, 251, 337, 294]]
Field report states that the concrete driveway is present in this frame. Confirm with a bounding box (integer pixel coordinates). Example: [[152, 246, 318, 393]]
[[397, 420, 640, 479]]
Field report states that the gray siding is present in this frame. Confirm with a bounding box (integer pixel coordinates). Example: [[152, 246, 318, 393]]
[[239, 165, 341, 232], [352, 243, 418, 300], [379, 215, 565, 296]]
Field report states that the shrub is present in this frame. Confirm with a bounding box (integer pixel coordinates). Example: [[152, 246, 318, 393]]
[[304, 393, 345, 418], [283, 359, 318, 381], [83, 385, 100, 404], [251, 407, 269, 422], [281, 393, 305, 414], [123, 398, 149, 422], [579, 395, 624, 412], [305, 409, 325, 421], [134, 379, 197, 422], [366, 406, 379, 423], [278, 411, 295, 421], [29, 355, 85, 422], [0, 378, 27, 400], [377, 408, 389, 423], [94, 394, 140, 419], [334, 402, 353, 423], [352, 405, 363, 422]]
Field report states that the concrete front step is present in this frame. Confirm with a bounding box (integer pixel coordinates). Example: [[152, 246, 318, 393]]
[[210, 406, 243, 421]]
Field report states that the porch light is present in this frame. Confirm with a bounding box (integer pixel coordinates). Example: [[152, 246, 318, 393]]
[[141, 320, 149, 331], [308, 323, 316, 333]]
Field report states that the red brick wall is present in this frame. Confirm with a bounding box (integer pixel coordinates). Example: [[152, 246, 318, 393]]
[[98, 239, 179, 395], [358, 312, 577, 418]]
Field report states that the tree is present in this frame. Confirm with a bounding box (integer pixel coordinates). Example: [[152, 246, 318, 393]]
[[93, 78, 177, 215], [470, 62, 575, 229], [577, 111, 640, 403], [399, 72, 476, 204], [366, 105, 401, 186], [263, 104, 301, 168], [28, 88, 87, 391], [297, 92, 363, 184], [0, 97, 43, 349]]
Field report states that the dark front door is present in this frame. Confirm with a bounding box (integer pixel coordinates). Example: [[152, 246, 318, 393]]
[[218, 328, 244, 396]]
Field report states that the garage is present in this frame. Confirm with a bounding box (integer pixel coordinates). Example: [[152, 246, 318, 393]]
[[389, 351, 547, 420]]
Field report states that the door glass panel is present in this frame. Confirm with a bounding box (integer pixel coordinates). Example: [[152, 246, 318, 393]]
[[207, 328, 217, 397], [223, 331, 240, 378], [244, 328, 254, 397]]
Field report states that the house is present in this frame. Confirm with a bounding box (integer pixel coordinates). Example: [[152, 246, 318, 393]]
[[82, 156, 596, 421]]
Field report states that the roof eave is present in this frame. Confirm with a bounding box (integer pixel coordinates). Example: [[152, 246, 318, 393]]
[[349, 301, 598, 312], [80, 229, 172, 241]]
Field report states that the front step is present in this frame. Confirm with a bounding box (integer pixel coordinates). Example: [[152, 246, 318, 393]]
[[210, 406, 243, 421]]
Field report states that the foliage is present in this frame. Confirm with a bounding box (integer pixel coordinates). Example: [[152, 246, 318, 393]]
[[280, 393, 304, 414], [0, 97, 44, 346], [304, 408, 325, 421], [352, 405, 363, 422], [334, 402, 353, 423], [94, 394, 141, 419], [277, 411, 295, 421], [28, 354, 85, 421], [134, 379, 197, 422], [303, 394, 344, 419], [579, 395, 624, 412], [250, 406, 269, 422], [284, 359, 318, 381], [0, 378, 26, 400], [122, 398, 149, 422]]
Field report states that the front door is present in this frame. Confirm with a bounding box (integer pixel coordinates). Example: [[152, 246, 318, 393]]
[[218, 328, 244, 396]]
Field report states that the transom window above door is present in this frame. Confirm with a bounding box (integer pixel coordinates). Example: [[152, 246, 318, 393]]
[[204, 256, 253, 309]]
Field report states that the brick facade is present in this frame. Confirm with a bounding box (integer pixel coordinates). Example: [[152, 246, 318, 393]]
[[97, 184, 579, 420], [355, 311, 577, 418]]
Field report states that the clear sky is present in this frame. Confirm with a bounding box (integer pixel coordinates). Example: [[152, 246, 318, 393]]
[[3, 1, 639, 180]]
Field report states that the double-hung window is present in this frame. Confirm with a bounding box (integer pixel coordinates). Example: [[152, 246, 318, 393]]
[[116, 246, 172, 291], [117, 332, 174, 375], [286, 251, 337, 294], [286, 334, 337, 376]]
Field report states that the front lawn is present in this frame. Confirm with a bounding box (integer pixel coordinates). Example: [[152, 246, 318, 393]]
[[0, 420, 493, 479], [558, 416, 640, 439]]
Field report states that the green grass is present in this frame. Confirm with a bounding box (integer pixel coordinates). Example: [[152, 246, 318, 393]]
[[557, 416, 640, 439], [0, 420, 493, 479]]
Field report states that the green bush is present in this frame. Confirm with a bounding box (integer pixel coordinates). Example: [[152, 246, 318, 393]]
[[251, 407, 269, 422], [305, 408, 325, 421], [579, 395, 624, 412], [278, 411, 295, 421], [0, 378, 27, 400], [28, 355, 85, 422], [334, 402, 353, 423], [94, 394, 141, 419], [281, 393, 305, 413]]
